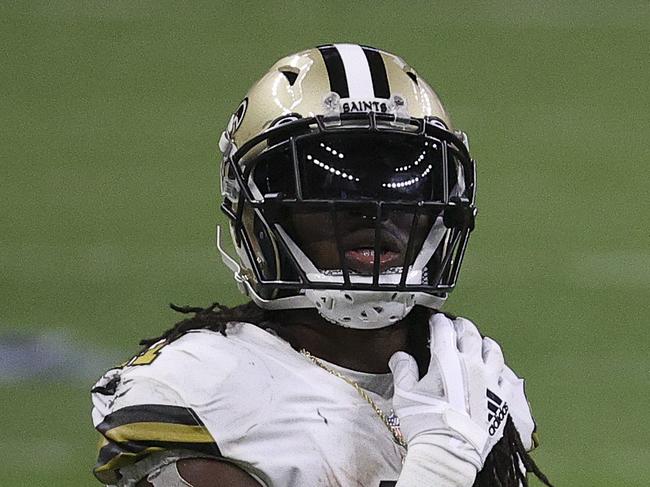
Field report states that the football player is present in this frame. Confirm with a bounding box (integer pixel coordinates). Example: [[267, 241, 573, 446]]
[[91, 44, 552, 487]]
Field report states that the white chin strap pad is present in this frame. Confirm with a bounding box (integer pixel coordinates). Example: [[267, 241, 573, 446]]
[[304, 289, 417, 329]]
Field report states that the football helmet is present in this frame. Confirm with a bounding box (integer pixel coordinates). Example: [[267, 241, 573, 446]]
[[217, 43, 476, 329]]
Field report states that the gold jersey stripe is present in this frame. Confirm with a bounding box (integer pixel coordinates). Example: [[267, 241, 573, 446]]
[[94, 446, 164, 481], [104, 421, 214, 444]]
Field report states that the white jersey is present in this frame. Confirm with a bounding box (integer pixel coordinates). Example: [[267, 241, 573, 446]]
[[91, 322, 404, 486]]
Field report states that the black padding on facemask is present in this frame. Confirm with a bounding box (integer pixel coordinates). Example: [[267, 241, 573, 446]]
[[443, 198, 475, 231]]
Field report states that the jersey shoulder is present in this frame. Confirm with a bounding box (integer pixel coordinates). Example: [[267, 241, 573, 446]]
[[91, 324, 274, 484]]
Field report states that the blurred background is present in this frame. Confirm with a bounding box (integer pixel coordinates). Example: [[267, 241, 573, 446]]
[[1, 1, 648, 485]]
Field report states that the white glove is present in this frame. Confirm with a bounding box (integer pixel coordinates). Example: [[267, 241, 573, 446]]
[[390, 314, 531, 486], [457, 317, 537, 452], [500, 360, 537, 451]]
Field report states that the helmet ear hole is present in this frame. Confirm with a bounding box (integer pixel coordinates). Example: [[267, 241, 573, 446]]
[[280, 69, 299, 86]]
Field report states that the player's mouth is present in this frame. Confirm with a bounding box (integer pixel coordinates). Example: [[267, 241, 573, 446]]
[[344, 248, 401, 274], [342, 230, 405, 274]]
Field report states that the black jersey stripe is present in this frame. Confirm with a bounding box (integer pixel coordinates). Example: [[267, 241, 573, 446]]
[[96, 438, 220, 464], [318, 45, 350, 98], [96, 404, 204, 434], [96, 442, 157, 470], [361, 46, 390, 98], [94, 443, 161, 483], [94, 435, 221, 483]]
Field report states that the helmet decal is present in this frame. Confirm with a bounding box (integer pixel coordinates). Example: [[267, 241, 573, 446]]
[[226, 97, 248, 138], [269, 113, 303, 128]]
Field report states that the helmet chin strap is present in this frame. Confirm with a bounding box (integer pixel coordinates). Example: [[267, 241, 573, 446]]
[[308, 291, 446, 329], [305, 289, 416, 329]]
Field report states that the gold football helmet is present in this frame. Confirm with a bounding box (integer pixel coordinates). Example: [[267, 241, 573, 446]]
[[217, 44, 476, 329]]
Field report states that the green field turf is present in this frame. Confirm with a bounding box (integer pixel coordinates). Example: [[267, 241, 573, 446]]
[[1, 1, 649, 485]]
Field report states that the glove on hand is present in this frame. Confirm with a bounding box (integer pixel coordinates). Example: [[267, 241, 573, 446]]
[[500, 361, 536, 451], [389, 314, 532, 469]]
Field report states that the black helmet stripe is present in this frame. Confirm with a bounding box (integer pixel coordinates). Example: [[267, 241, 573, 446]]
[[361, 45, 390, 99], [318, 43, 391, 100], [317, 44, 350, 98]]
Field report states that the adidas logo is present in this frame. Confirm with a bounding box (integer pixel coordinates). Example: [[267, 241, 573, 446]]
[[486, 389, 509, 435]]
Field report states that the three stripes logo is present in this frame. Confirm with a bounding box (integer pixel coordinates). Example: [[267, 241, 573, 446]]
[[486, 389, 509, 435]]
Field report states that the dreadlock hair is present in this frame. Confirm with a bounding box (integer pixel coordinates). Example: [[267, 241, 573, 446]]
[[139, 302, 553, 487]]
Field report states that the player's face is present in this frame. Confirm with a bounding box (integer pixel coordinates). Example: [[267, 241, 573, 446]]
[[256, 131, 448, 275], [289, 209, 432, 274]]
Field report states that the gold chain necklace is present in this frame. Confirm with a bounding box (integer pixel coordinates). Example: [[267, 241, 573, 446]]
[[300, 349, 407, 451]]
